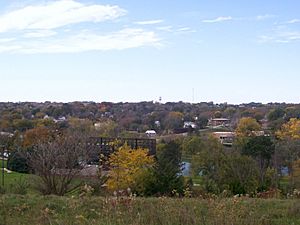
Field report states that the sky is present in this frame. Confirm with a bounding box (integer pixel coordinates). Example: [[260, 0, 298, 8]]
[[0, 0, 299, 104]]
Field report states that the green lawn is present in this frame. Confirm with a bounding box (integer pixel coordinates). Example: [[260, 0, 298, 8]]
[[0, 159, 33, 194]]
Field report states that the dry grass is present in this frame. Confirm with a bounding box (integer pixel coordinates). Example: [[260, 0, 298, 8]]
[[0, 195, 300, 225]]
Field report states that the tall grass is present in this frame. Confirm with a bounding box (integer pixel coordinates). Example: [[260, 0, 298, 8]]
[[0, 195, 300, 225]]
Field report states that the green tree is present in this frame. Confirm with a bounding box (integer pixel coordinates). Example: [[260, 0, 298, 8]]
[[223, 154, 259, 195], [191, 135, 225, 193], [267, 108, 285, 121], [242, 136, 275, 190], [145, 141, 184, 196], [275, 118, 300, 189]]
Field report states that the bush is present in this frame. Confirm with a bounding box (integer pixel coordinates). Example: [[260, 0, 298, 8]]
[[7, 150, 29, 173]]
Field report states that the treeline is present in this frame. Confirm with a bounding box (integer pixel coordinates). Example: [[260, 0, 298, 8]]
[[2, 116, 300, 198], [0, 101, 300, 134]]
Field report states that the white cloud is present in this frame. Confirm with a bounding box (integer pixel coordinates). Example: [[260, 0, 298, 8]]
[[202, 16, 232, 23], [258, 31, 300, 44], [287, 19, 300, 24], [0, 0, 126, 32], [256, 14, 275, 21], [0, 38, 16, 43], [134, 20, 164, 25], [156, 26, 173, 32], [23, 30, 57, 38], [0, 1, 163, 54], [0, 28, 161, 54], [176, 27, 196, 33]]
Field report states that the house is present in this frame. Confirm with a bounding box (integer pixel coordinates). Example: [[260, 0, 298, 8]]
[[145, 130, 156, 137], [183, 121, 197, 129], [208, 118, 230, 128], [213, 132, 235, 146]]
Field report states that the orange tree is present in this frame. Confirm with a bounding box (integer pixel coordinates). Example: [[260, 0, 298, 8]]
[[106, 144, 154, 194]]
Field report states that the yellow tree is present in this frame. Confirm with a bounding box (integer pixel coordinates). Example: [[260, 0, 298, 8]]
[[106, 144, 154, 193], [276, 118, 300, 140], [236, 117, 261, 137]]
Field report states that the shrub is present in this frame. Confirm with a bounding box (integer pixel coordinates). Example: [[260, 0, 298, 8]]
[[7, 150, 29, 173]]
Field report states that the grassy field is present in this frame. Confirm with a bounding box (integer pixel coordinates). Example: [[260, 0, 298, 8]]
[[0, 160, 33, 195], [0, 195, 300, 225]]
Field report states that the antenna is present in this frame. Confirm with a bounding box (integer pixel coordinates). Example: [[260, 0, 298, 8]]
[[192, 88, 194, 103]]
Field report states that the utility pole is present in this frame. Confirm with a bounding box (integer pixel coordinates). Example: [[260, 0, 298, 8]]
[[1, 145, 4, 186]]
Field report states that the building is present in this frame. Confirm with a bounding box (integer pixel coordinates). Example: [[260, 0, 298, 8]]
[[208, 118, 230, 128], [183, 121, 197, 129], [213, 132, 235, 146], [145, 130, 156, 137]]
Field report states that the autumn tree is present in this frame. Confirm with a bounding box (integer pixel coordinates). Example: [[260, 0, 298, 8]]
[[276, 118, 300, 140], [106, 144, 154, 194], [94, 119, 119, 137], [234, 117, 262, 151], [236, 117, 261, 137], [22, 126, 51, 148], [163, 111, 183, 132]]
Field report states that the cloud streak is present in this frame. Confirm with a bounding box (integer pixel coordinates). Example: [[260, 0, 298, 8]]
[[0, 0, 126, 32], [0, 28, 161, 54], [0, 1, 162, 54], [202, 16, 232, 23], [134, 20, 164, 25], [258, 31, 300, 44], [287, 19, 300, 24], [256, 14, 275, 21]]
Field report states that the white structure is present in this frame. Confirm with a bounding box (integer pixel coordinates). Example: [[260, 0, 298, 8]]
[[145, 130, 156, 137], [183, 121, 197, 129]]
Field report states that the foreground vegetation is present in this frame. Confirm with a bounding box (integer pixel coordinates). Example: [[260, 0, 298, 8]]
[[0, 194, 300, 225]]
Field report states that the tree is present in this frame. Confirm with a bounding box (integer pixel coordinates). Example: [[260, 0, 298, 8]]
[[22, 126, 51, 148], [267, 108, 285, 121], [213, 111, 222, 118], [182, 136, 204, 156], [28, 134, 87, 195], [12, 119, 34, 132], [163, 111, 183, 132], [242, 136, 275, 190], [145, 141, 185, 196], [94, 119, 119, 137], [106, 144, 154, 194], [275, 118, 300, 189], [236, 117, 261, 137], [222, 154, 259, 195], [276, 118, 300, 140], [190, 135, 225, 193]]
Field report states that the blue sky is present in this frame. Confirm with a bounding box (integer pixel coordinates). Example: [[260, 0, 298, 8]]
[[0, 0, 299, 104]]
